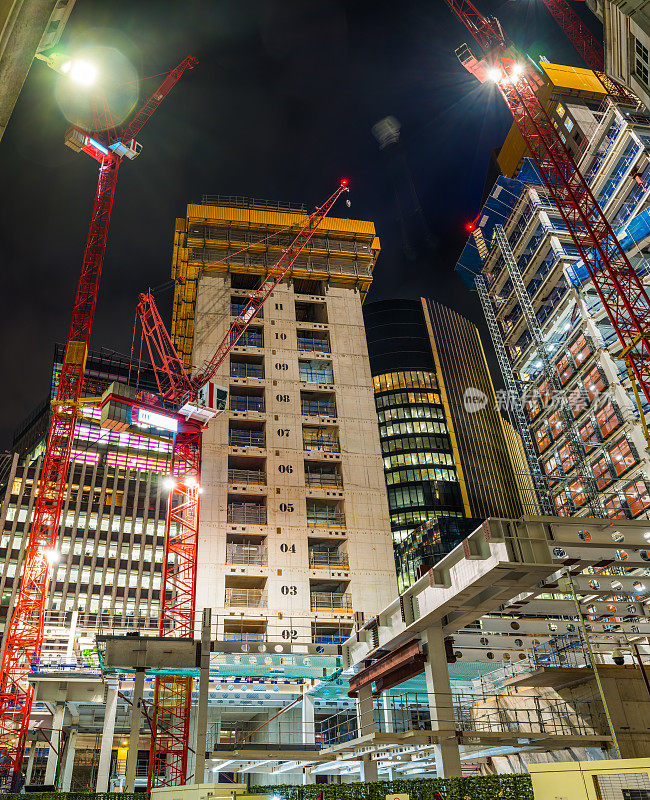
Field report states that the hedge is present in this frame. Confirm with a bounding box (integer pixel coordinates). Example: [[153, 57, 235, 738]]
[[249, 776, 534, 800]]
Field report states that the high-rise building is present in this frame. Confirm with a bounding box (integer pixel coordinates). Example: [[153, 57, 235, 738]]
[[456, 66, 650, 518], [170, 194, 397, 642], [0, 345, 170, 648], [363, 297, 527, 544]]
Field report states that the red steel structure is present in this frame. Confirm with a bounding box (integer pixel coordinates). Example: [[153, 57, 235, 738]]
[[137, 180, 350, 787], [0, 56, 197, 790], [537, 0, 639, 104], [539, 0, 604, 71], [443, 1, 650, 445]]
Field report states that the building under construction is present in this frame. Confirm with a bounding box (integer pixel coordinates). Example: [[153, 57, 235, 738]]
[[457, 61, 650, 520]]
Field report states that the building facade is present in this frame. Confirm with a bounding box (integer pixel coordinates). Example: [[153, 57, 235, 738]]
[[456, 70, 650, 518], [0, 346, 170, 655], [170, 195, 397, 645], [363, 297, 526, 544]]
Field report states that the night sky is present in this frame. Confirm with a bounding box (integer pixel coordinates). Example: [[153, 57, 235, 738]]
[[0, 0, 599, 448]]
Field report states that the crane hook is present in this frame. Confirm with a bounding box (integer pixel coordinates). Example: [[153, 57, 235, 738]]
[[346, 198, 351, 208]]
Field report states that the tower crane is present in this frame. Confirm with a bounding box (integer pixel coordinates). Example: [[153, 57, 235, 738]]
[[0, 56, 197, 790], [442, 0, 650, 452], [109, 180, 350, 787]]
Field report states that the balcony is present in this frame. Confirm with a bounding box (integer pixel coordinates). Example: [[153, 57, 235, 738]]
[[229, 430, 265, 448], [307, 502, 345, 527], [235, 331, 263, 348], [309, 549, 349, 569], [310, 592, 353, 612], [230, 362, 264, 379], [227, 502, 267, 524], [228, 467, 266, 485], [297, 335, 331, 354], [303, 435, 340, 454], [226, 543, 267, 566], [230, 395, 265, 412], [305, 470, 343, 489], [298, 361, 334, 384], [231, 301, 263, 318], [301, 399, 336, 417], [225, 588, 267, 608]]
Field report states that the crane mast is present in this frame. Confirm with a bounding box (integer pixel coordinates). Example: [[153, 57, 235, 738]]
[[141, 181, 350, 788], [0, 56, 197, 790]]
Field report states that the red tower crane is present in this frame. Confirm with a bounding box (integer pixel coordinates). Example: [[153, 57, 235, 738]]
[[0, 55, 197, 789], [442, 2, 650, 439], [128, 181, 350, 787]]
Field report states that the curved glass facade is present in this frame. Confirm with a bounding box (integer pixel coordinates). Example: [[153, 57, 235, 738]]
[[372, 368, 465, 539]]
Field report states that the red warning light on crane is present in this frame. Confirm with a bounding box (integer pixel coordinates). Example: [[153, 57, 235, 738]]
[[340, 178, 349, 187], [465, 221, 476, 233]]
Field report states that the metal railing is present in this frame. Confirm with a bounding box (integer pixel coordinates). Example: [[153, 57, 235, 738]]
[[297, 337, 331, 353], [231, 302, 263, 318], [303, 436, 340, 453], [310, 592, 353, 611], [319, 690, 606, 746], [226, 503, 267, 524], [302, 399, 336, 416], [226, 543, 267, 566], [530, 634, 591, 669], [305, 471, 343, 488], [229, 395, 265, 412], [228, 467, 266, 485], [229, 430, 265, 448], [230, 363, 264, 379], [299, 369, 334, 384], [307, 506, 345, 526], [309, 550, 349, 568], [234, 332, 263, 348], [224, 588, 267, 608]]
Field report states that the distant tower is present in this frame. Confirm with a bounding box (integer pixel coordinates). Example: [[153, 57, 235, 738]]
[[371, 115, 434, 261]]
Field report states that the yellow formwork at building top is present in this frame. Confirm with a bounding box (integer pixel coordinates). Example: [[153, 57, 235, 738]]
[[497, 62, 607, 179], [529, 757, 650, 799], [170, 200, 380, 369]]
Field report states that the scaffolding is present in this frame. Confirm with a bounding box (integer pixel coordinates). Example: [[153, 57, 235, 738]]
[[492, 224, 606, 518]]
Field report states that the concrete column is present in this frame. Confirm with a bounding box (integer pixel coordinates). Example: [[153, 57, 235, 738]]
[[356, 683, 375, 737], [25, 740, 37, 785], [302, 691, 315, 785], [360, 752, 378, 782], [422, 624, 461, 778], [96, 677, 119, 792], [381, 694, 394, 733], [60, 727, 78, 791], [302, 692, 315, 744], [44, 703, 65, 786], [125, 668, 145, 792], [65, 609, 78, 663], [194, 607, 211, 784]]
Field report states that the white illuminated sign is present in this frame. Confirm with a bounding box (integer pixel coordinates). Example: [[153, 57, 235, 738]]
[[136, 407, 178, 433]]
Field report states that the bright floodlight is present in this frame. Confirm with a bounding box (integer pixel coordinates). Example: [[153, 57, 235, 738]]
[[488, 67, 501, 83], [45, 550, 60, 564], [163, 476, 177, 491], [511, 63, 523, 78], [69, 59, 98, 86]]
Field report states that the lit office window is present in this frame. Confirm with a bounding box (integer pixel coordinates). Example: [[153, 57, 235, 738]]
[[634, 36, 650, 86]]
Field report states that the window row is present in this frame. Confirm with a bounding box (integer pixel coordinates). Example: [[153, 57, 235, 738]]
[[380, 434, 452, 455], [229, 388, 336, 417], [373, 371, 438, 394], [376, 404, 446, 424], [374, 390, 442, 410]]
